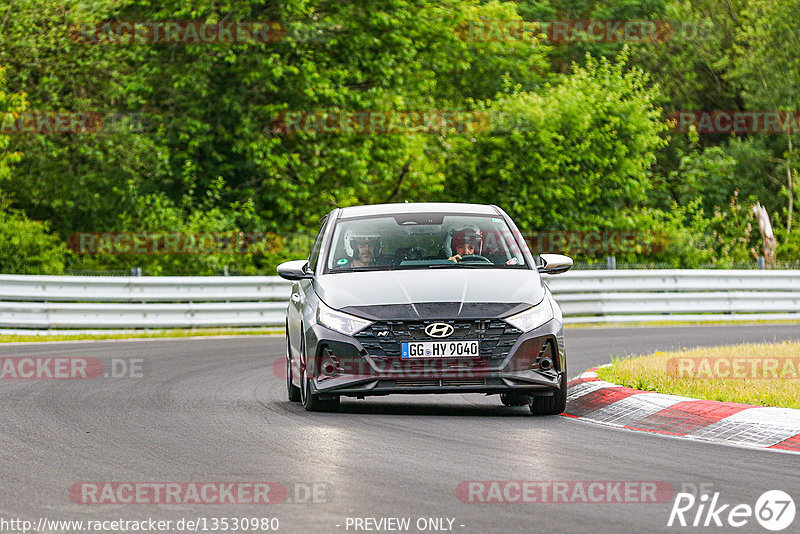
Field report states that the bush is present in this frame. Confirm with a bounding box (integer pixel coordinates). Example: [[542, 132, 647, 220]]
[[442, 50, 667, 230], [0, 207, 65, 274]]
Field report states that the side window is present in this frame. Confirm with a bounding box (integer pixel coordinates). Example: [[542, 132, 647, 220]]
[[307, 217, 328, 273]]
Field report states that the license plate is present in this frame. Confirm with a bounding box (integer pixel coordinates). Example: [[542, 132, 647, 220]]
[[401, 340, 480, 358]]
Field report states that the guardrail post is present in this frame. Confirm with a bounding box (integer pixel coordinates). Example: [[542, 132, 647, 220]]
[[131, 267, 142, 277], [606, 256, 616, 270], [757, 256, 766, 270]]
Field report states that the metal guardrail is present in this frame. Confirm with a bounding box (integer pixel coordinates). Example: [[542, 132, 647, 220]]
[[0, 270, 798, 330], [0, 275, 289, 302], [543, 270, 800, 323], [0, 275, 291, 329]]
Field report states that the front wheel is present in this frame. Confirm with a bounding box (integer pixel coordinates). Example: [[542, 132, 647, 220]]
[[529, 369, 567, 415], [301, 367, 340, 412]]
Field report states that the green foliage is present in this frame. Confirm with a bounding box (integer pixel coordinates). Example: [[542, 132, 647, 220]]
[[442, 51, 666, 230], [0, 66, 26, 181], [732, 0, 800, 110], [518, 0, 670, 75], [0, 0, 798, 273], [660, 131, 738, 212], [0, 63, 65, 274], [0, 0, 172, 232], [67, 169, 315, 275], [730, 0, 800, 239], [601, 194, 756, 268], [0, 206, 66, 274]]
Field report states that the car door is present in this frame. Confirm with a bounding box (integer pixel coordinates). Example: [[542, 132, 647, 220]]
[[288, 216, 328, 375]]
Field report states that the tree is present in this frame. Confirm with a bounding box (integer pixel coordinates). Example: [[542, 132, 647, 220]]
[[441, 51, 666, 231], [731, 0, 800, 234], [0, 65, 65, 273], [0, 66, 26, 182]]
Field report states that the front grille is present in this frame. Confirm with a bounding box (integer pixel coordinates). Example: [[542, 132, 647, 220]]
[[354, 319, 521, 362]]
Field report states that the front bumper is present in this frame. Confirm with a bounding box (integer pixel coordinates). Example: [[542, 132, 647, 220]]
[[304, 317, 565, 398]]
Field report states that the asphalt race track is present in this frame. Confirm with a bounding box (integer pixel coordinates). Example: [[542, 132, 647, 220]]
[[1, 324, 799, 533]]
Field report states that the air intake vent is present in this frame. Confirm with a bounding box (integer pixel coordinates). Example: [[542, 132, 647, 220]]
[[442, 378, 485, 387], [395, 379, 438, 387], [392, 378, 487, 387]]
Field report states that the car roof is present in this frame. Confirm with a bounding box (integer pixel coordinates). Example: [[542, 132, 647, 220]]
[[337, 202, 500, 219]]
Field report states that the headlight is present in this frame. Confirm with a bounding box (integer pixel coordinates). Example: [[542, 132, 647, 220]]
[[504, 298, 553, 332], [317, 300, 373, 336]]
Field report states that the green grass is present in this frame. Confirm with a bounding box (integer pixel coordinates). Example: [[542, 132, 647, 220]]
[[0, 328, 282, 343], [597, 341, 800, 409]]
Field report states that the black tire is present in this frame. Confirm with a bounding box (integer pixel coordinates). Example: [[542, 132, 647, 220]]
[[500, 393, 530, 406], [286, 331, 301, 402], [301, 367, 340, 412], [529, 369, 567, 415]]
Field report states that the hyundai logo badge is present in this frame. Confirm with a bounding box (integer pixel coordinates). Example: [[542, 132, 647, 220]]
[[425, 323, 454, 338]]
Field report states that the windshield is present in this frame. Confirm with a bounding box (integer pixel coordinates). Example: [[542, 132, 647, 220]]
[[325, 213, 528, 272]]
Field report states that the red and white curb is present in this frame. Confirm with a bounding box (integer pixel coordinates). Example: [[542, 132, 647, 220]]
[[566, 368, 800, 454]]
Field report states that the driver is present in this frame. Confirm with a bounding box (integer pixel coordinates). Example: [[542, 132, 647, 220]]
[[339, 229, 383, 268], [446, 225, 483, 262]]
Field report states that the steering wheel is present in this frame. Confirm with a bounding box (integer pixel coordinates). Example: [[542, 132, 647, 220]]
[[457, 254, 492, 264], [406, 247, 426, 260]]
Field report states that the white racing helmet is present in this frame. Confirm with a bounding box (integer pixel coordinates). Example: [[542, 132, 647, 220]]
[[344, 229, 382, 259]]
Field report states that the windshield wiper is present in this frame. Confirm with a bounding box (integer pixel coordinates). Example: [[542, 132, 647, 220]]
[[427, 263, 493, 268], [330, 266, 397, 272]]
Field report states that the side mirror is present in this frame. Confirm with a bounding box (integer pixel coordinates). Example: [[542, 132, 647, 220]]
[[537, 253, 573, 275], [277, 260, 313, 280]]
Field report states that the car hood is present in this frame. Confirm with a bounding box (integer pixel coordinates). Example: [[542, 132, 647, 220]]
[[314, 269, 544, 320]]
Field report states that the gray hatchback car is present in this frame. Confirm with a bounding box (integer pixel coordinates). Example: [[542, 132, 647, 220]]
[[278, 202, 572, 413]]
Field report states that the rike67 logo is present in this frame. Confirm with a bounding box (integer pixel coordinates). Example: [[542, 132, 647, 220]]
[[668, 489, 795, 531]]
